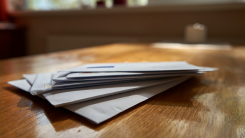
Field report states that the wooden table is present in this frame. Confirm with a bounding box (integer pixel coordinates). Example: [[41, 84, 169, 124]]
[[1, 43, 245, 138]]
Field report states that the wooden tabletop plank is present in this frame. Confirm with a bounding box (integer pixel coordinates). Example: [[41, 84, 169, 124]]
[[1, 43, 245, 138]]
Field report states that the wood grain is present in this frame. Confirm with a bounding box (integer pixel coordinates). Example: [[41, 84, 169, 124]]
[[1, 43, 245, 138]]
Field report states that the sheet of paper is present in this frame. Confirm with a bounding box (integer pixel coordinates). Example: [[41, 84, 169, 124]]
[[52, 72, 198, 84], [60, 61, 202, 72], [67, 72, 143, 78], [43, 77, 184, 107], [23, 64, 216, 95], [23, 74, 36, 86], [56, 72, 199, 82], [51, 74, 196, 89], [30, 73, 53, 95], [52, 78, 167, 90], [23, 73, 122, 91], [65, 70, 198, 79], [23, 74, 36, 84], [64, 76, 189, 124], [24, 72, 193, 92], [8, 79, 31, 92]]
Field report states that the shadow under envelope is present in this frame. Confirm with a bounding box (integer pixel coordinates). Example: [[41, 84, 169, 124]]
[[146, 77, 215, 122]]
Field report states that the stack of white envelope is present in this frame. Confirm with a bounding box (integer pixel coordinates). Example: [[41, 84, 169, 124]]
[[8, 61, 217, 124]]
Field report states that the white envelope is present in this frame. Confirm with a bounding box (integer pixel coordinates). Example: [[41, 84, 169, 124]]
[[51, 74, 196, 89], [67, 72, 144, 78], [30, 73, 54, 95], [23, 73, 186, 107], [65, 70, 198, 79], [65, 76, 189, 124], [24, 61, 217, 95], [43, 77, 183, 107], [8, 79, 31, 92], [23, 74, 36, 84], [23, 74, 36, 85], [25, 72, 194, 95], [60, 61, 202, 72], [8, 76, 189, 124], [55, 62, 216, 79], [54, 72, 199, 82]]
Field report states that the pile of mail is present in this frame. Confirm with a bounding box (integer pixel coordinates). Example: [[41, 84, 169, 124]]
[[8, 61, 217, 124]]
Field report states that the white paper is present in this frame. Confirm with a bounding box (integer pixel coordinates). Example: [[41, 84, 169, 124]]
[[8, 79, 31, 92], [23, 74, 36, 84], [51, 74, 196, 89], [65, 70, 197, 79], [8, 76, 189, 124], [30, 73, 53, 95], [54, 72, 199, 82], [43, 77, 183, 107], [23, 63, 216, 94], [64, 76, 189, 124], [60, 61, 202, 72], [67, 72, 143, 78], [23, 74, 36, 85]]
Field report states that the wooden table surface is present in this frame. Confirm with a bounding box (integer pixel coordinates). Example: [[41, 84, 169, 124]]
[[1, 43, 245, 138]]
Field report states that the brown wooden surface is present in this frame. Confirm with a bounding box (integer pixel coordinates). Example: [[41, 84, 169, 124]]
[[1, 43, 245, 138]]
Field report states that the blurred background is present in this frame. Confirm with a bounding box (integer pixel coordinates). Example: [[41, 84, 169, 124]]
[[0, 0, 245, 59]]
